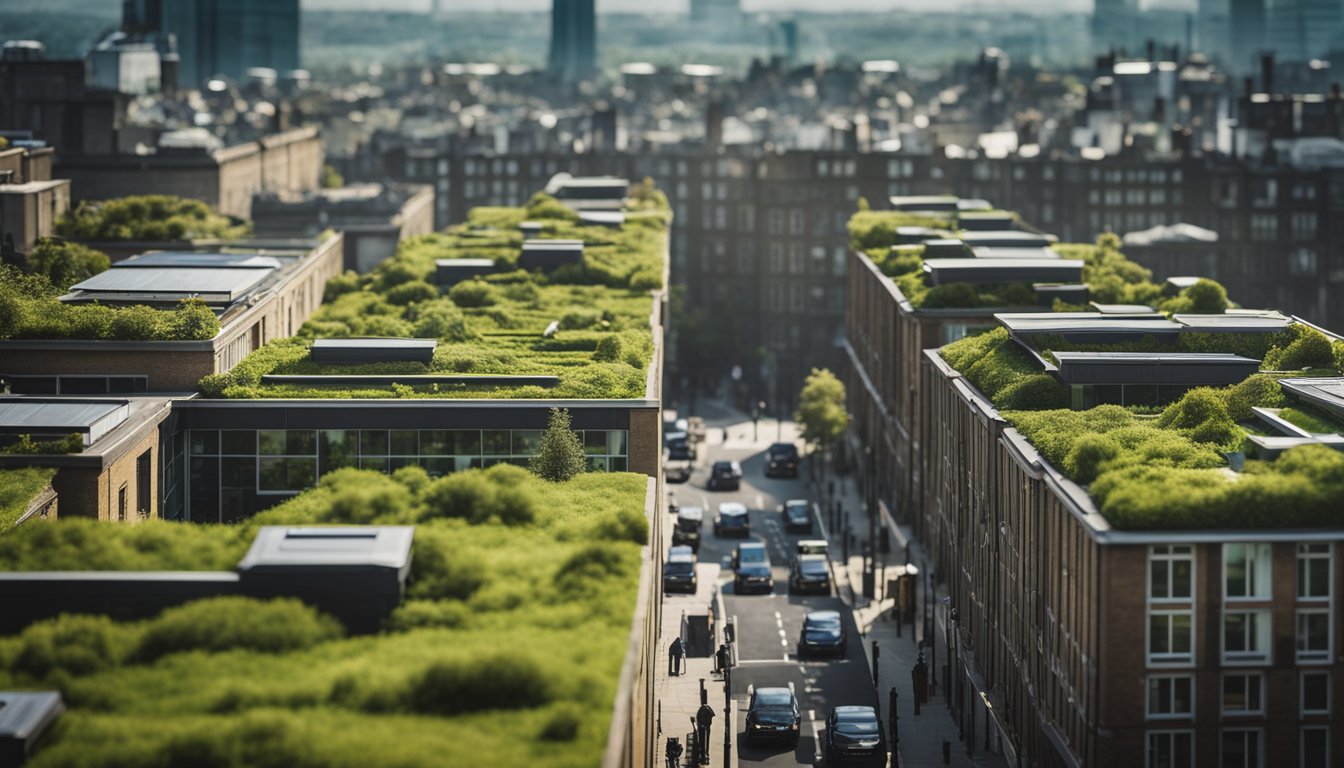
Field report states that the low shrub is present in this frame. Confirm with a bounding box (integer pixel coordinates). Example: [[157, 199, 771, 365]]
[[25, 238, 110, 291], [1263, 325, 1335, 371], [919, 282, 979, 309], [540, 703, 584, 741], [1333, 339, 1344, 374], [56, 196, 243, 241], [323, 271, 363, 302], [555, 543, 632, 595], [384, 280, 438, 306], [419, 467, 537, 525], [408, 653, 553, 715], [135, 597, 342, 662], [1063, 433, 1121, 484], [0, 433, 83, 455], [11, 614, 130, 678], [448, 279, 498, 308]]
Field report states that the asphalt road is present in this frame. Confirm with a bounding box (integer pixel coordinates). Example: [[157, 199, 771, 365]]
[[671, 438, 885, 768]]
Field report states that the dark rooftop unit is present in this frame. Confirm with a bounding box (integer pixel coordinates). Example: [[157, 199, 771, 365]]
[[548, 177, 628, 201], [956, 212, 1017, 231], [922, 239, 970, 258], [237, 526, 415, 634], [922, 258, 1084, 286], [1052, 352, 1261, 386], [519, 221, 545, 239], [578, 210, 624, 228], [1172, 313, 1292, 334], [1279, 378, 1344, 421], [1033, 283, 1090, 307], [1090, 303, 1156, 314], [890, 195, 959, 213], [114, 252, 285, 270], [960, 231, 1058, 248], [0, 398, 129, 447], [64, 266, 274, 306], [0, 691, 64, 767], [434, 258, 496, 287], [997, 313, 1181, 344], [519, 239, 584, 272], [972, 246, 1061, 260], [956, 198, 993, 212], [893, 226, 950, 244], [309, 338, 437, 365]]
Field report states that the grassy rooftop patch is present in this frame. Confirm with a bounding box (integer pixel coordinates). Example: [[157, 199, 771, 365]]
[[0, 466, 649, 767], [56, 195, 248, 241], [0, 265, 220, 342], [202, 193, 668, 399], [0, 468, 57, 531]]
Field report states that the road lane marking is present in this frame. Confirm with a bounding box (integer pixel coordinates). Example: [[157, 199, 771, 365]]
[[755, 493, 764, 509]]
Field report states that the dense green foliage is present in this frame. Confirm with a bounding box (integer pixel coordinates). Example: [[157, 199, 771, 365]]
[[846, 210, 952, 251], [0, 265, 220, 341], [940, 328, 1070, 410], [24, 239, 110, 291], [0, 433, 84, 455], [0, 468, 649, 767], [1276, 406, 1344, 435], [1262, 324, 1337, 371], [0, 467, 57, 530], [56, 196, 246, 241], [530, 408, 586, 482], [203, 195, 669, 399], [795, 368, 849, 449]]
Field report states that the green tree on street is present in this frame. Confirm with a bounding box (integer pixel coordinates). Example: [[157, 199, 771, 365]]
[[794, 368, 848, 454], [530, 408, 586, 482]]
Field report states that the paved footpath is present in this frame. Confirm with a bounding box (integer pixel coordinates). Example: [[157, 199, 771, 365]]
[[815, 470, 1010, 768]]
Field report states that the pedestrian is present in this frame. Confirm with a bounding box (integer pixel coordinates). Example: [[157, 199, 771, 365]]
[[665, 736, 683, 768], [714, 642, 730, 675], [695, 701, 715, 763], [669, 635, 686, 677]]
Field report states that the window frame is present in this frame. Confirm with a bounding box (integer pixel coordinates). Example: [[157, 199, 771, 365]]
[[1300, 726, 1330, 768], [1298, 544, 1332, 601], [1301, 671, 1330, 716], [1148, 610, 1195, 666], [1149, 545, 1195, 603], [1145, 729, 1195, 768], [1224, 543, 1273, 601], [1296, 608, 1332, 664], [1220, 728, 1264, 768], [1223, 609, 1273, 665], [1222, 672, 1265, 717], [1145, 674, 1195, 721]]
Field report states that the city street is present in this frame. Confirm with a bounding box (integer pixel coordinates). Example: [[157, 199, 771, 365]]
[[672, 419, 884, 768]]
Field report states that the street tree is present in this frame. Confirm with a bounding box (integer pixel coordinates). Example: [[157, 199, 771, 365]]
[[794, 368, 848, 475], [530, 407, 586, 482]]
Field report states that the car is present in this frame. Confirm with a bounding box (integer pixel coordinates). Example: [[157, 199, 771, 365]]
[[732, 540, 773, 594], [665, 459, 692, 484], [824, 706, 887, 763], [765, 442, 800, 478], [713, 502, 750, 537], [671, 506, 704, 552], [797, 610, 846, 658], [707, 460, 742, 491], [745, 685, 801, 747], [662, 546, 698, 593], [780, 499, 813, 533], [796, 539, 829, 557], [789, 554, 832, 595], [665, 432, 695, 461]]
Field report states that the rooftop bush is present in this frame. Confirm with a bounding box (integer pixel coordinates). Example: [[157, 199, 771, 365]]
[[940, 328, 1069, 409], [202, 195, 668, 400], [56, 195, 247, 241], [847, 210, 953, 251], [24, 238, 110, 292], [0, 433, 83, 455], [0, 468, 649, 766], [0, 467, 57, 530]]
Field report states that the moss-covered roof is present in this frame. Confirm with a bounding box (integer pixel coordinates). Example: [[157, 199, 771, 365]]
[[0, 467, 56, 530], [203, 190, 669, 400]]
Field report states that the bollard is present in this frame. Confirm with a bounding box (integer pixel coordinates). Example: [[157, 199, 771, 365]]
[[889, 688, 899, 748], [872, 641, 880, 688], [942, 740, 951, 765]]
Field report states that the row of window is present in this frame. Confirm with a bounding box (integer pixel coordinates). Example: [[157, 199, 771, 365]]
[[1150, 544, 1330, 603], [1148, 670, 1331, 719], [1147, 728, 1327, 768]]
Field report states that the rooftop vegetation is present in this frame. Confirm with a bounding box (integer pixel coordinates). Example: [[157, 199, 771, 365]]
[[56, 195, 248, 241], [0, 467, 56, 530], [941, 323, 1344, 529], [0, 265, 221, 342], [24, 239, 110, 292], [0, 465, 649, 767], [201, 192, 668, 400]]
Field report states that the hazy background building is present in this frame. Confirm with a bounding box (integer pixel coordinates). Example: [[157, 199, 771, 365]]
[[126, 0, 300, 86], [549, 0, 595, 83]]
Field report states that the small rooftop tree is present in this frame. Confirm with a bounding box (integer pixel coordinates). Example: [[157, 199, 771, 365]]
[[530, 408, 586, 482]]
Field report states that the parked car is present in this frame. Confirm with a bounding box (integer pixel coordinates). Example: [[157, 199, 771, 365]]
[[797, 610, 846, 658], [707, 460, 742, 491], [666, 432, 695, 461], [789, 554, 831, 595], [796, 539, 829, 557], [765, 442, 800, 478], [823, 706, 886, 763], [671, 506, 704, 552], [713, 502, 750, 537], [745, 685, 801, 747], [780, 499, 813, 533], [665, 459, 691, 484], [662, 546, 698, 593], [732, 540, 773, 594]]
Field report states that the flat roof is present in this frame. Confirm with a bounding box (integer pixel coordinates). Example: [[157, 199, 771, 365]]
[[998, 315, 1180, 335], [890, 195, 959, 212], [971, 246, 1061, 260], [0, 690, 64, 740], [960, 231, 1057, 247], [1091, 303, 1156, 314], [521, 239, 584, 250], [309, 338, 437, 365], [1279, 378, 1344, 421], [0, 398, 129, 445], [956, 199, 993, 211], [578, 210, 625, 227], [1173, 314, 1293, 333], [1053, 352, 1261, 386], [236, 526, 415, 570], [434, 258, 496, 268], [116, 252, 284, 269], [922, 258, 1083, 285], [65, 266, 274, 304]]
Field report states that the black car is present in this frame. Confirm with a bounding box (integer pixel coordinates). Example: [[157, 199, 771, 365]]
[[765, 442, 800, 478], [666, 433, 695, 461], [789, 554, 831, 595], [733, 540, 773, 594], [797, 610, 846, 657], [707, 460, 742, 491], [662, 546, 698, 593], [671, 507, 704, 552], [713, 503, 750, 537], [824, 706, 887, 763], [780, 499, 812, 533], [745, 685, 801, 747]]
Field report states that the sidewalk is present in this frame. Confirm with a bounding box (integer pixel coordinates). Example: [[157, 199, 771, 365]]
[[816, 471, 1009, 768]]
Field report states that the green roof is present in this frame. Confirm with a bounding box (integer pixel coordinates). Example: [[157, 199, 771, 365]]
[[0, 467, 56, 530], [202, 191, 670, 400]]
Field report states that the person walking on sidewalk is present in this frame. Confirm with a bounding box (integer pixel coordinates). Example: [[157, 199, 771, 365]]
[[713, 642, 730, 676], [695, 702, 715, 764], [669, 636, 686, 677]]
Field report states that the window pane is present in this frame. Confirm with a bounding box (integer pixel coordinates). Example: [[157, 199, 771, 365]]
[[1226, 614, 1247, 652], [419, 430, 450, 456], [220, 457, 255, 488], [1172, 614, 1191, 653], [1151, 615, 1169, 654], [583, 430, 607, 456], [1226, 544, 1247, 596], [1173, 678, 1192, 713], [1302, 728, 1329, 768], [608, 430, 628, 456], [319, 430, 358, 474], [360, 430, 388, 456], [448, 430, 481, 455], [190, 430, 218, 456], [513, 430, 542, 456], [359, 456, 389, 473], [1172, 560, 1191, 598], [220, 430, 254, 455], [259, 457, 316, 491], [483, 430, 510, 454], [1303, 673, 1329, 713], [390, 430, 418, 456]]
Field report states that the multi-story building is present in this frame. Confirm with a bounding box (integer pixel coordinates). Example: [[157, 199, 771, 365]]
[[844, 198, 1344, 767], [549, 0, 596, 83], [0, 144, 69, 258], [123, 0, 301, 86]]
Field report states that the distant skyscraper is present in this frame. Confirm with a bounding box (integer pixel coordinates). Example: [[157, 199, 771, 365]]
[[1229, 0, 1265, 71], [549, 0, 596, 83], [1093, 0, 1140, 53], [122, 0, 300, 86], [690, 0, 742, 25], [1266, 0, 1344, 63]]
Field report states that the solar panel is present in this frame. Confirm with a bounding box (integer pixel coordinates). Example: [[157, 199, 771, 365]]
[[922, 258, 1084, 285], [116, 252, 284, 269], [0, 398, 129, 446], [310, 338, 437, 365], [66, 267, 273, 303]]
